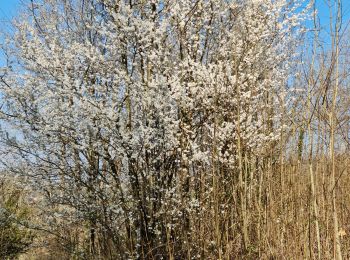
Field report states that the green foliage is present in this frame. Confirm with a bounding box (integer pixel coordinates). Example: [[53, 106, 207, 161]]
[[0, 181, 34, 259], [297, 128, 305, 161]]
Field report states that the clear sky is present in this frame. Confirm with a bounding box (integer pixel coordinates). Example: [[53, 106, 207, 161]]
[[0, 0, 20, 35], [0, 0, 19, 66], [316, 1, 350, 43], [0, 0, 20, 21], [298, 1, 350, 58]]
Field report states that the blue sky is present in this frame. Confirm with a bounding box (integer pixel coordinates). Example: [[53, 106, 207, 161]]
[[0, 0, 19, 65], [316, 1, 350, 42], [0, 0, 20, 37], [0, 0, 19, 23]]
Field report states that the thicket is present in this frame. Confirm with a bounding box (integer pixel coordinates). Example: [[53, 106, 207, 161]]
[[0, 177, 34, 259], [0, 0, 349, 259]]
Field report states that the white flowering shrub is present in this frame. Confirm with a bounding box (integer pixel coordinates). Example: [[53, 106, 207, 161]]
[[0, 0, 305, 258]]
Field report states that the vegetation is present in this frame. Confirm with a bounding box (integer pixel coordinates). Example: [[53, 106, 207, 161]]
[[0, 178, 34, 259], [0, 0, 350, 259]]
